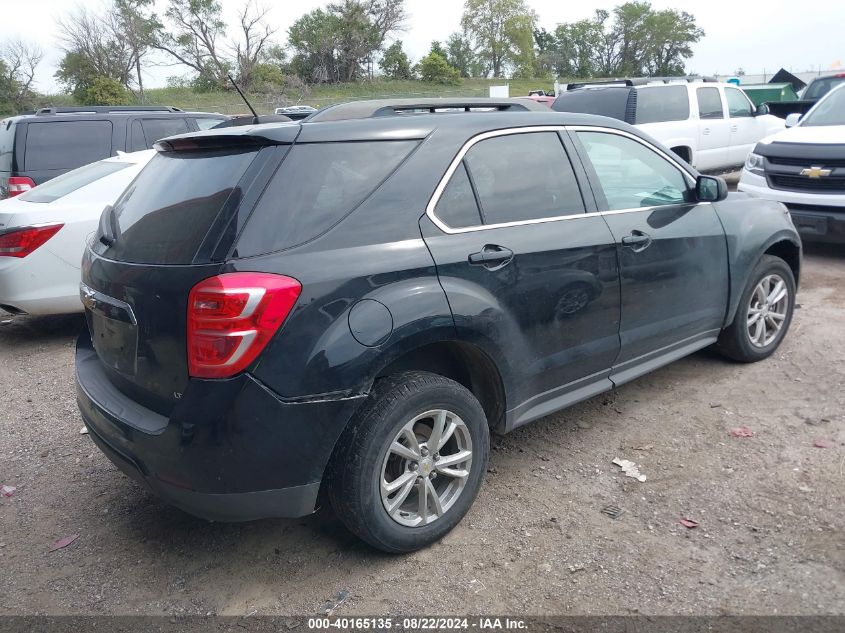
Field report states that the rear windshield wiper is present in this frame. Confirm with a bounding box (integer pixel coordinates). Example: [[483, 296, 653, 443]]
[[98, 204, 119, 247]]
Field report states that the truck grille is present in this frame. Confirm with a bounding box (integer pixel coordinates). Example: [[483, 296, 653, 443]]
[[769, 174, 845, 193], [768, 156, 845, 168]]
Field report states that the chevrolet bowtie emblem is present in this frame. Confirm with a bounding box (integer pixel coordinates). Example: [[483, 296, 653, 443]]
[[800, 166, 832, 178]]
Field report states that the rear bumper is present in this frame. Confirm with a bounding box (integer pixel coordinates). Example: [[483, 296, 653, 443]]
[[0, 248, 83, 315], [738, 172, 845, 243], [75, 333, 364, 521]]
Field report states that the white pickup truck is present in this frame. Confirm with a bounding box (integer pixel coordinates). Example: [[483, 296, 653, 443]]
[[552, 79, 785, 173]]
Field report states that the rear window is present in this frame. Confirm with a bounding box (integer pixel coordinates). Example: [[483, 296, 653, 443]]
[[235, 140, 417, 256], [805, 76, 845, 101], [0, 120, 15, 172], [635, 86, 690, 124], [24, 120, 112, 171], [103, 148, 260, 264], [20, 159, 131, 203]]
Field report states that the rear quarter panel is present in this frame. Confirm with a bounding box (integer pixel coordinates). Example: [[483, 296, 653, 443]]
[[712, 192, 801, 326]]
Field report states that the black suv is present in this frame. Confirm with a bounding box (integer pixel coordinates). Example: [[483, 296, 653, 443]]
[[0, 106, 227, 198], [76, 98, 801, 553]]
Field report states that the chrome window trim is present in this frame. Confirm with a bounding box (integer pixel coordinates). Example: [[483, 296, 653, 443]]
[[425, 125, 700, 235]]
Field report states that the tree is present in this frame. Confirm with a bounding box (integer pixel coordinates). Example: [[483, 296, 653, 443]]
[[379, 41, 412, 80], [113, 0, 156, 99], [643, 8, 704, 76], [429, 41, 447, 59], [232, 2, 277, 89], [461, 0, 536, 78], [152, 0, 231, 89], [554, 2, 703, 79], [86, 76, 130, 105], [56, 5, 140, 96], [445, 32, 476, 78], [288, 0, 406, 83], [555, 16, 604, 78], [416, 52, 460, 85], [0, 38, 42, 112]]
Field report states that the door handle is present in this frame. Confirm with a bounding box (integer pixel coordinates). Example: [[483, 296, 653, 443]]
[[468, 244, 514, 269], [730, 125, 738, 132], [621, 231, 652, 252], [702, 128, 710, 135]]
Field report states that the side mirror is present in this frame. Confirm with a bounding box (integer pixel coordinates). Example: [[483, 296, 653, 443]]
[[696, 175, 728, 202], [755, 103, 770, 116], [785, 113, 802, 128]]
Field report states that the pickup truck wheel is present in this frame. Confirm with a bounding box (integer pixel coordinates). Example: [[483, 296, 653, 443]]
[[327, 371, 489, 553], [716, 255, 795, 362]]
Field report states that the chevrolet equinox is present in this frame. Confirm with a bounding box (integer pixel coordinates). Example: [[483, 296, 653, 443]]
[[76, 98, 801, 553]]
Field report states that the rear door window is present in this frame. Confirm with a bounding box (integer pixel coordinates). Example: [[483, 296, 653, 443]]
[[635, 86, 690, 124], [24, 120, 112, 171], [460, 132, 584, 225], [236, 141, 417, 256], [102, 148, 261, 264], [696, 88, 724, 119]]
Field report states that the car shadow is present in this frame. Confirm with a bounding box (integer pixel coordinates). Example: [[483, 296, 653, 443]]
[[0, 312, 84, 344]]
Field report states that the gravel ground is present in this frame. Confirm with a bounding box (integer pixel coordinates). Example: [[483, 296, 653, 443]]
[[0, 243, 843, 617]]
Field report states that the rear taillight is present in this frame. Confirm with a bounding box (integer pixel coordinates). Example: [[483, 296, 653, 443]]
[[7, 176, 35, 196], [187, 273, 302, 379], [0, 224, 63, 257]]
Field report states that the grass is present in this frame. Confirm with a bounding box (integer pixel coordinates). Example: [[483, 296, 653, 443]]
[[44, 78, 559, 115]]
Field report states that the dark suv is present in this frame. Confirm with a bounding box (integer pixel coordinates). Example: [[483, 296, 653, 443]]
[[76, 98, 801, 553], [0, 106, 227, 198]]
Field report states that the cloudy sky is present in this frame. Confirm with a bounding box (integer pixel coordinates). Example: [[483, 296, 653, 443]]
[[1, 0, 842, 93]]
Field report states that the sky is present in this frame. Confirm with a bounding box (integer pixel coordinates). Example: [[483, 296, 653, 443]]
[[1, 0, 842, 93]]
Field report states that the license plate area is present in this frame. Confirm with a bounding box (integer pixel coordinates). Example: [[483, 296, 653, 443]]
[[791, 213, 828, 235], [81, 283, 139, 376]]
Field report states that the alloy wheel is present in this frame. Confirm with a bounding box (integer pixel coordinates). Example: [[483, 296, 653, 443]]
[[380, 409, 473, 527], [746, 273, 789, 348]]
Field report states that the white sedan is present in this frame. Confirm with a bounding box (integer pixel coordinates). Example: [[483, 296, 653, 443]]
[[0, 150, 154, 315]]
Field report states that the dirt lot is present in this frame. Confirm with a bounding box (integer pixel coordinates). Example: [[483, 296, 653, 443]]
[[0, 243, 843, 618]]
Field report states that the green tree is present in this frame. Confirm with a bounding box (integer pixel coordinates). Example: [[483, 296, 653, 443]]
[[445, 32, 476, 78], [555, 16, 604, 78], [379, 40, 412, 80], [644, 8, 704, 76], [460, 0, 536, 78], [429, 40, 447, 59], [55, 51, 99, 103], [288, 0, 406, 83], [416, 52, 460, 85], [85, 76, 129, 105], [554, 2, 703, 79]]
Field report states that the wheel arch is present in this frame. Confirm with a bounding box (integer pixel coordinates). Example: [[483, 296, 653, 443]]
[[373, 340, 507, 433]]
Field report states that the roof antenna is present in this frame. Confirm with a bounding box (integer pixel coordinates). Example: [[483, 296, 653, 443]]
[[227, 73, 259, 124]]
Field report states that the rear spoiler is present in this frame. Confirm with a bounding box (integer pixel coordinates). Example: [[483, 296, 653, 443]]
[[154, 123, 300, 152]]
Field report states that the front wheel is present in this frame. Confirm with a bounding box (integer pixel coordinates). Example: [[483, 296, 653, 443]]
[[716, 254, 796, 362], [327, 372, 489, 553]]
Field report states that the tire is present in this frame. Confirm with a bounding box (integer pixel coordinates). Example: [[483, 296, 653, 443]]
[[327, 371, 489, 553], [716, 255, 796, 362]]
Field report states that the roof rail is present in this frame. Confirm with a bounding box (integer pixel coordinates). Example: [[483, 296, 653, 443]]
[[567, 76, 718, 91], [35, 106, 184, 115], [307, 97, 547, 123]]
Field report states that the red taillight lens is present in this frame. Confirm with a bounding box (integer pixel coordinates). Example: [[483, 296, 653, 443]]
[[187, 273, 302, 379], [0, 224, 64, 257], [7, 176, 36, 196]]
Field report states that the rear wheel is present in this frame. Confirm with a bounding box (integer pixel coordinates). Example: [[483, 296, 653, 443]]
[[716, 255, 795, 362], [327, 372, 489, 553]]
